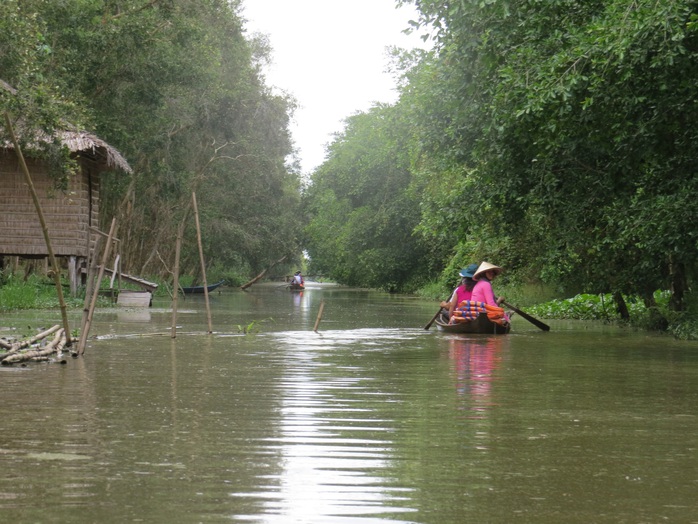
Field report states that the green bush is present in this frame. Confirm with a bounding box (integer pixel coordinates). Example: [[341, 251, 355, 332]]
[[0, 274, 94, 310]]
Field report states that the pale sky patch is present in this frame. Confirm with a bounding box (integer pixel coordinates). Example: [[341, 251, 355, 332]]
[[241, 0, 427, 173]]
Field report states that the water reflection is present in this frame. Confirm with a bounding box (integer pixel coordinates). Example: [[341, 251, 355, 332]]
[[447, 336, 505, 414], [231, 329, 419, 523], [3, 286, 698, 523]]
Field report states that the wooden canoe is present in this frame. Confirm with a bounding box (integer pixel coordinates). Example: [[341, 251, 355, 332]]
[[289, 282, 305, 291], [435, 312, 510, 335], [181, 280, 225, 294]]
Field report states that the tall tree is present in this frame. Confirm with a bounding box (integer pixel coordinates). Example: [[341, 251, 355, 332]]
[[401, 0, 698, 311], [305, 104, 432, 292], [2, 0, 304, 280]]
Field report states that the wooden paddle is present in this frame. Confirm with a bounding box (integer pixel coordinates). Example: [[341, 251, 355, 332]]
[[425, 291, 454, 330], [424, 307, 445, 330], [501, 301, 550, 331]]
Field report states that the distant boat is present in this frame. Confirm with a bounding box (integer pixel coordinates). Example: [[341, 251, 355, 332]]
[[435, 312, 510, 335], [181, 280, 225, 294], [288, 282, 304, 291]]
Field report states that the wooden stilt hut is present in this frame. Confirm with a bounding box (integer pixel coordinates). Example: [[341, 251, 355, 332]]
[[0, 84, 132, 294]]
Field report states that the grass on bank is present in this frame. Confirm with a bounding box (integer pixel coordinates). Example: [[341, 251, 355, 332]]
[[0, 267, 245, 311], [0, 274, 88, 311]]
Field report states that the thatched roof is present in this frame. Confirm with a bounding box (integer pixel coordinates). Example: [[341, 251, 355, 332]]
[[2, 127, 133, 174], [1, 79, 132, 174], [53, 129, 133, 174]]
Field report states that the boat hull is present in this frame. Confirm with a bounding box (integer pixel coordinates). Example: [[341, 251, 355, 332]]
[[289, 283, 305, 291], [435, 312, 510, 334], [181, 280, 225, 294]]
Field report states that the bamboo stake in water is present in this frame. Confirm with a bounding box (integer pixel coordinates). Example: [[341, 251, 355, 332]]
[[171, 219, 185, 339], [313, 300, 325, 332], [192, 192, 213, 334], [77, 218, 117, 356], [4, 112, 72, 345]]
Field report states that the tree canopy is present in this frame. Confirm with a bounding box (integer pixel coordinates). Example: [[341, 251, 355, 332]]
[[305, 0, 698, 316], [1, 0, 304, 281]]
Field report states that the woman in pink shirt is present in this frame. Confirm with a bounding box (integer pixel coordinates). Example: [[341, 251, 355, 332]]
[[440, 263, 478, 319], [471, 261, 505, 307]]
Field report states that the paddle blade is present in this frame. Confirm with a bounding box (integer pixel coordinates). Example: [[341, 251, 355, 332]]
[[502, 301, 550, 331]]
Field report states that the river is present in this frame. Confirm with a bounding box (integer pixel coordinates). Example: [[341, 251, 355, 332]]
[[1, 282, 697, 523]]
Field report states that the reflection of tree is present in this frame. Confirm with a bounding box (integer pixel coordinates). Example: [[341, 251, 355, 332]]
[[448, 337, 505, 415]]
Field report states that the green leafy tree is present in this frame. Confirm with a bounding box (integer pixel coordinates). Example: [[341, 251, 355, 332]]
[[305, 104, 432, 292], [2, 0, 304, 281], [401, 0, 698, 314]]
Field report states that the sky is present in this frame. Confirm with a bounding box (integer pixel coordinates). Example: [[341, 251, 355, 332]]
[[241, 0, 428, 174]]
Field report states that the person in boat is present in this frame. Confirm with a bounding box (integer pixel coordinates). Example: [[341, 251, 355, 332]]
[[292, 271, 304, 286], [471, 261, 505, 306], [440, 263, 478, 318], [450, 261, 510, 326]]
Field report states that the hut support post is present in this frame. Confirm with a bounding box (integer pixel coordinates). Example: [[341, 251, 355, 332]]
[[4, 112, 72, 346], [68, 256, 79, 296], [192, 192, 213, 334]]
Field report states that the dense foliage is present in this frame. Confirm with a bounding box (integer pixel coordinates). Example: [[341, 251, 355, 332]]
[[2, 0, 697, 331], [304, 0, 698, 326], [303, 104, 436, 292], [0, 0, 304, 282]]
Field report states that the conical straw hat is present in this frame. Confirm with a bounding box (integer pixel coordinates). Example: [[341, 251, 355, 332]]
[[473, 261, 502, 280]]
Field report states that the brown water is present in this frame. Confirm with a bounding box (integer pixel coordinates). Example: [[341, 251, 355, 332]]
[[1, 283, 697, 523]]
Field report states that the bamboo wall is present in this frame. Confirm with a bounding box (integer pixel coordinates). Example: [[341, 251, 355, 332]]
[[0, 151, 99, 258]]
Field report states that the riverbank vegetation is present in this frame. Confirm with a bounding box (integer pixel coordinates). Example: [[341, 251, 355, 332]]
[[2, 1, 697, 338], [303, 0, 698, 337], [1, 0, 305, 284]]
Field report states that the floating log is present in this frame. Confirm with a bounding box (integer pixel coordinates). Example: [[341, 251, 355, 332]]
[[1, 327, 67, 365], [2, 325, 62, 357]]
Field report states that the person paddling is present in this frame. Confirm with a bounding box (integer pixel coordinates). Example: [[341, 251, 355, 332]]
[[440, 263, 478, 319], [471, 261, 505, 308], [292, 271, 304, 287]]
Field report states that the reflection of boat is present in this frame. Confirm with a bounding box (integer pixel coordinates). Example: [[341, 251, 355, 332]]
[[435, 312, 510, 335], [181, 280, 225, 294], [289, 283, 304, 291]]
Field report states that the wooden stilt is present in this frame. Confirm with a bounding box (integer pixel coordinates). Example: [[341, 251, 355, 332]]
[[68, 256, 78, 296]]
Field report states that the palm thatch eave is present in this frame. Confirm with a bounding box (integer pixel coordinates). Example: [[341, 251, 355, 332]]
[[1, 79, 132, 174]]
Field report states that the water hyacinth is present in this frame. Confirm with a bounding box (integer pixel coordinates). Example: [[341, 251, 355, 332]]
[[528, 291, 670, 322]]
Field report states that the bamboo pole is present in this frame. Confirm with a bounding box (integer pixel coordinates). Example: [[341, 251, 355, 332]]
[[192, 192, 213, 334], [80, 234, 103, 339], [2, 325, 62, 358], [4, 113, 73, 345], [2, 329, 66, 364], [77, 218, 117, 356], [313, 300, 325, 332], [171, 217, 185, 338]]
